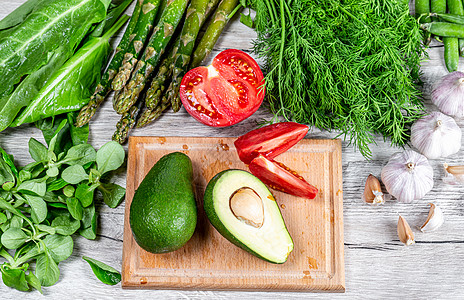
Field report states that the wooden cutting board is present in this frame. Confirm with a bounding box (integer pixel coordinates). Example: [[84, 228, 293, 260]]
[[122, 136, 345, 292]]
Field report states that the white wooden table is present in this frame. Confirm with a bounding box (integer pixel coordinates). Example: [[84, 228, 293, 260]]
[[1, 1, 464, 299]]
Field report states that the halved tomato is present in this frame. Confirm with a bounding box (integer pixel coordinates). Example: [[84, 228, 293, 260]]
[[234, 122, 309, 164], [179, 49, 265, 127], [248, 155, 318, 200]]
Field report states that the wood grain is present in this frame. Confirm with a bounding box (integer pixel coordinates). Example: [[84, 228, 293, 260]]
[[2, 1, 464, 299], [122, 137, 344, 291]]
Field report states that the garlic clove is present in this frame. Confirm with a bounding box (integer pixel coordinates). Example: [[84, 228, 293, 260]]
[[397, 215, 415, 246], [362, 174, 385, 205], [420, 203, 444, 233], [443, 163, 464, 185]]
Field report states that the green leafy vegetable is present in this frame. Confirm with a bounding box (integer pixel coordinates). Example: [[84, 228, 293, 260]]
[[11, 15, 129, 127], [1, 227, 29, 249], [247, 0, 426, 158], [96, 141, 125, 175], [98, 182, 126, 208], [83, 256, 121, 285], [0, 0, 111, 99]]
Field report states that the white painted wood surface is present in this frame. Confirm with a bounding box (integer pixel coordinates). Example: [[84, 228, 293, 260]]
[[1, 1, 464, 298]]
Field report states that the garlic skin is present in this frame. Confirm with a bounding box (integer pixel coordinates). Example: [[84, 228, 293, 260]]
[[431, 71, 464, 117], [398, 215, 415, 246], [410, 112, 461, 159], [362, 174, 385, 205], [381, 150, 433, 203], [443, 163, 464, 185], [420, 203, 444, 233]]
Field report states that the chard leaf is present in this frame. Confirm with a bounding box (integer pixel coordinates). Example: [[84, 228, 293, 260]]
[[11, 14, 129, 127], [0, 0, 43, 30], [0, 47, 71, 132], [0, 0, 110, 99], [83, 256, 121, 285]]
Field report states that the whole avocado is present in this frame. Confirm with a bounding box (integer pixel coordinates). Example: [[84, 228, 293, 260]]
[[130, 152, 197, 253]]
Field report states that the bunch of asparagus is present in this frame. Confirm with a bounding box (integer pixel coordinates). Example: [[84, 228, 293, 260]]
[[76, 0, 240, 143]]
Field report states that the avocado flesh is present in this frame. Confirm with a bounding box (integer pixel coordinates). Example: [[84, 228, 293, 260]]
[[204, 169, 293, 263], [130, 152, 197, 254]]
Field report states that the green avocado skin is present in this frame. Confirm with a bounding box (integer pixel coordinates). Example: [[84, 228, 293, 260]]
[[203, 169, 287, 264], [130, 152, 197, 254]]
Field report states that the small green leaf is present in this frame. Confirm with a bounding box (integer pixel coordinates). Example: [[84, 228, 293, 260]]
[[36, 224, 56, 235], [17, 179, 46, 196], [47, 178, 68, 192], [2, 181, 14, 191], [75, 183, 98, 207], [79, 204, 97, 240], [66, 197, 83, 220], [1, 227, 29, 249], [62, 165, 88, 185], [24, 194, 47, 223], [98, 182, 125, 208], [96, 141, 125, 175], [48, 119, 68, 154], [83, 256, 121, 285], [18, 170, 31, 182], [67, 112, 89, 145], [25, 271, 43, 294], [240, 13, 254, 28], [1, 265, 30, 291], [63, 144, 96, 166], [0, 212, 7, 224], [51, 214, 80, 235], [43, 234, 73, 263], [46, 166, 59, 177], [28, 138, 48, 162], [63, 185, 75, 197], [36, 252, 60, 287]]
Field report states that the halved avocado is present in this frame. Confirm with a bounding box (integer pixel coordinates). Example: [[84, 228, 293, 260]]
[[203, 169, 294, 264]]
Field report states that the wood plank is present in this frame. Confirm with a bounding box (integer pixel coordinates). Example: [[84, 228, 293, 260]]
[[122, 137, 345, 291]]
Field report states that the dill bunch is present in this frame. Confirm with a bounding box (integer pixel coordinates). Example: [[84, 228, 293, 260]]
[[249, 0, 426, 158]]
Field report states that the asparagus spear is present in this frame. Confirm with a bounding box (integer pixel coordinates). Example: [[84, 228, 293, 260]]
[[136, 96, 171, 128], [75, 0, 144, 127], [144, 0, 220, 111], [111, 0, 163, 92], [190, 0, 239, 69], [112, 95, 146, 143], [113, 0, 189, 115]]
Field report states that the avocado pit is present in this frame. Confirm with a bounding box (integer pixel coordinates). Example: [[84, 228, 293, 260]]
[[229, 187, 264, 228]]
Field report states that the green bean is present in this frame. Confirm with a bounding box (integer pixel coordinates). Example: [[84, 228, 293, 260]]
[[447, 0, 464, 55], [431, 0, 446, 22], [416, 0, 431, 22], [431, 13, 464, 24], [444, 37, 459, 72], [421, 22, 464, 37]]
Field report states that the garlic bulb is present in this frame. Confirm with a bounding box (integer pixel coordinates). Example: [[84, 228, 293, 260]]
[[410, 112, 461, 159], [381, 150, 433, 203], [431, 71, 464, 117], [420, 203, 444, 233]]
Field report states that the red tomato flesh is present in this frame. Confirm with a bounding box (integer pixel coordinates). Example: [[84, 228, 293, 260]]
[[234, 122, 309, 164], [179, 49, 265, 127], [248, 155, 318, 199]]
